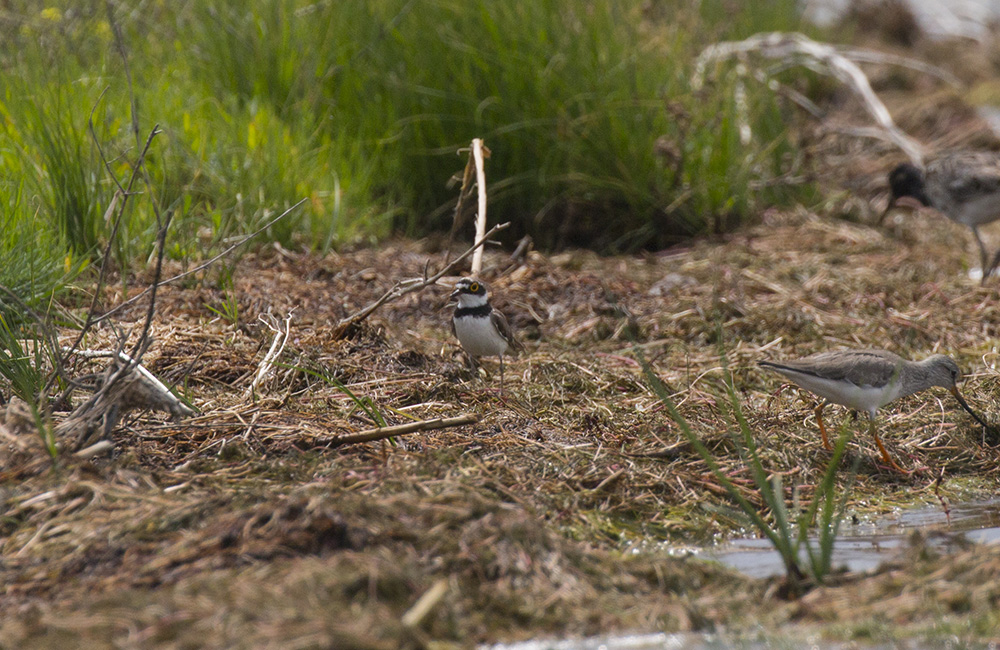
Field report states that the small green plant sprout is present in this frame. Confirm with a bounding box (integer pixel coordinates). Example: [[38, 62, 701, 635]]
[[204, 271, 241, 337]]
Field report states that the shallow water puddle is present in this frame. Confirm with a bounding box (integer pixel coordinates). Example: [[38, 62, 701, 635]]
[[482, 502, 1000, 650], [478, 499, 1000, 650], [701, 498, 1000, 579]]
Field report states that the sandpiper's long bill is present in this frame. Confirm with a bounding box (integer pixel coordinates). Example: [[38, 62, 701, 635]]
[[450, 277, 522, 392], [760, 349, 988, 472], [882, 152, 1000, 282]]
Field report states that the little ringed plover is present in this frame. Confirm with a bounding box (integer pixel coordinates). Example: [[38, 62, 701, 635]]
[[450, 277, 522, 391], [882, 152, 1000, 281]]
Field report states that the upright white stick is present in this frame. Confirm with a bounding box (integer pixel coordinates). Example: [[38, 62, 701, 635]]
[[470, 138, 488, 276]]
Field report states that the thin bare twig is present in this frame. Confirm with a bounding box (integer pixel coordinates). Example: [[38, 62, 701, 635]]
[[333, 221, 510, 337], [106, 0, 140, 147], [55, 118, 162, 393], [127, 127, 170, 363], [93, 199, 307, 324], [836, 48, 961, 87]]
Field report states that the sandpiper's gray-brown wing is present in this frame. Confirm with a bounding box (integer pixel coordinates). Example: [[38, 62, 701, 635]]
[[490, 310, 522, 355], [928, 151, 1000, 207], [761, 349, 903, 388]]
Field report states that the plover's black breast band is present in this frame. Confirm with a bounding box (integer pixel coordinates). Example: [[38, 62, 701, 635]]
[[454, 304, 493, 319]]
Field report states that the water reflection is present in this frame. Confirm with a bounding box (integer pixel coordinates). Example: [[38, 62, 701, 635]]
[[702, 499, 1000, 579]]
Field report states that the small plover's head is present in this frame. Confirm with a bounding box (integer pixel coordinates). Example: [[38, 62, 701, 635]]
[[450, 277, 489, 307], [887, 163, 929, 206]]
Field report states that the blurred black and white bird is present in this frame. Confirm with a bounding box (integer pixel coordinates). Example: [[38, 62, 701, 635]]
[[882, 152, 1000, 281], [449, 277, 522, 391]]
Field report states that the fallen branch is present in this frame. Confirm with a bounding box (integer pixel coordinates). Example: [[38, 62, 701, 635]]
[[329, 414, 477, 447], [60, 344, 196, 450], [694, 32, 925, 166], [333, 221, 510, 338]]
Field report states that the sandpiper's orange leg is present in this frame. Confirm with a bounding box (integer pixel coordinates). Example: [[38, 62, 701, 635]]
[[867, 418, 908, 474], [814, 402, 832, 451]]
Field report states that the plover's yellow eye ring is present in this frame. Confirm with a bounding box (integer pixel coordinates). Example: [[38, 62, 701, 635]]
[[469, 282, 480, 293]]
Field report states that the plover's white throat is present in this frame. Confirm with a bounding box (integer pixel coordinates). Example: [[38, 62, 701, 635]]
[[760, 349, 988, 473], [882, 152, 1000, 282], [450, 277, 522, 391]]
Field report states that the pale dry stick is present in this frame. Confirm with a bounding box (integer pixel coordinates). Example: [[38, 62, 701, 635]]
[[694, 32, 926, 167], [401, 579, 450, 630], [333, 221, 510, 338], [75, 440, 115, 459], [470, 138, 489, 276], [245, 311, 294, 399], [835, 48, 961, 87], [329, 414, 477, 447]]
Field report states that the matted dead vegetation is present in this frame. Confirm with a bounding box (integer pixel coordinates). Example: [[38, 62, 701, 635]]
[[3, 190, 1000, 645]]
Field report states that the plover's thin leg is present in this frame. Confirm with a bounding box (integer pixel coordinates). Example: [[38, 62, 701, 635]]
[[972, 225, 990, 275], [986, 247, 1000, 281]]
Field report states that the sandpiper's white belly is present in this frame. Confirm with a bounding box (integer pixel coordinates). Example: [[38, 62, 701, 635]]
[[454, 316, 508, 358], [776, 369, 904, 415]]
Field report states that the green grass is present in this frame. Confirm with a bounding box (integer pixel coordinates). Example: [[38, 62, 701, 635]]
[[0, 0, 818, 269], [0, 177, 83, 321]]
